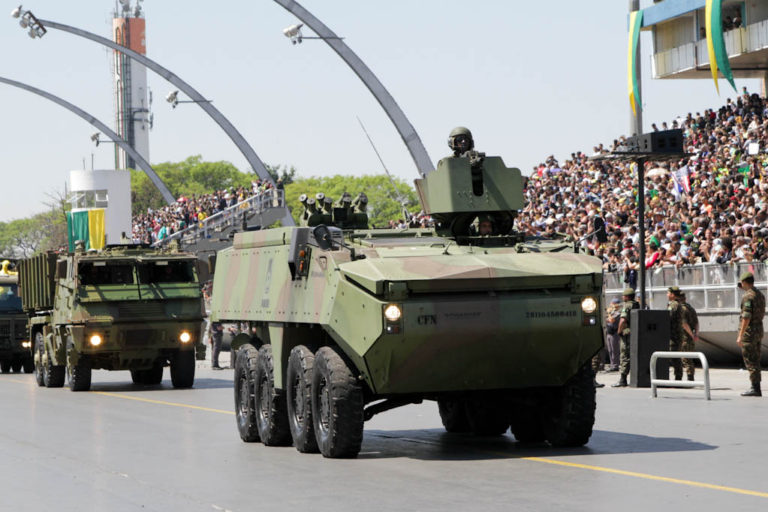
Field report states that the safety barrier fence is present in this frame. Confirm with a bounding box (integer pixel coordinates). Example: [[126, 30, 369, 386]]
[[650, 351, 711, 400], [153, 189, 285, 248]]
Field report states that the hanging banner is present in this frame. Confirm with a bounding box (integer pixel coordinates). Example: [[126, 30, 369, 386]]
[[705, 0, 736, 93], [627, 9, 644, 115], [87, 209, 106, 250], [66, 209, 106, 251]]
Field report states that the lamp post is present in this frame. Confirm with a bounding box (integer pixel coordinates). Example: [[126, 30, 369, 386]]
[[10, 8, 282, 194], [275, 0, 434, 177], [165, 90, 213, 109], [0, 75, 174, 205]]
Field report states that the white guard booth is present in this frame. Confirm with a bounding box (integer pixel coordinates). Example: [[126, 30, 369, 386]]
[[68, 169, 132, 246]]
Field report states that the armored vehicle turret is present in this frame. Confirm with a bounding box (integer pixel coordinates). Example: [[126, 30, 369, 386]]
[[211, 143, 603, 458], [18, 245, 206, 391]]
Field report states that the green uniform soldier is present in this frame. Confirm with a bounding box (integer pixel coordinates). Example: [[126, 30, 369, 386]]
[[737, 272, 764, 397], [680, 293, 699, 381], [612, 288, 639, 387], [667, 286, 691, 381]]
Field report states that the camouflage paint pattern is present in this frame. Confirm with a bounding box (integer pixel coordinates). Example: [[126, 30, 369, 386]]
[[18, 246, 205, 372]]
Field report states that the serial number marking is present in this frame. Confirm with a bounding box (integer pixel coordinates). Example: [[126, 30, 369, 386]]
[[525, 311, 577, 319]]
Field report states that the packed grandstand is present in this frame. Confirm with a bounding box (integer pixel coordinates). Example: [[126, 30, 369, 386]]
[[133, 91, 768, 273]]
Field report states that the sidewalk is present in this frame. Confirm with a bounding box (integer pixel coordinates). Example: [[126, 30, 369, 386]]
[[595, 367, 763, 398]]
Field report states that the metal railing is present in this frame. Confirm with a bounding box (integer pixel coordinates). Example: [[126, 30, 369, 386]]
[[604, 261, 767, 313], [153, 189, 285, 247], [651, 351, 711, 400]]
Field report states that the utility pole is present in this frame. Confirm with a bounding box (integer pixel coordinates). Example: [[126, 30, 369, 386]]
[[630, 0, 643, 136]]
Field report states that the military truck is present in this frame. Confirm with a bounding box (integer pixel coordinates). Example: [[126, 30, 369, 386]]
[[210, 150, 603, 458], [0, 260, 33, 373], [18, 245, 206, 391]]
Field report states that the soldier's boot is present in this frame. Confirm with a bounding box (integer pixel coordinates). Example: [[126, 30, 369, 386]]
[[687, 374, 694, 381], [741, 384, 762, 397], [594, 379, 605, 388], [612, 375, 628, 388]]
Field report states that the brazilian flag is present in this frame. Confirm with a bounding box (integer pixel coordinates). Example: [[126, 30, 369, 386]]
[[627, 9, 643, 115], [66, 209, 106, 252], [706, 0, 737, 93]]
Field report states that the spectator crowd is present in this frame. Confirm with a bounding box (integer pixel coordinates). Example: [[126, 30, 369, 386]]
[[516, 88, 768, 280]]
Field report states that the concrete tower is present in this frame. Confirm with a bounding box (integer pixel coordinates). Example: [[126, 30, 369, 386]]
[[112, 0, 151, 170]]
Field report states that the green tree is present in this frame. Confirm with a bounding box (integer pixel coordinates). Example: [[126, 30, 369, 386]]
[[284, 175, 419, 228], [265, 164, 297, 185]]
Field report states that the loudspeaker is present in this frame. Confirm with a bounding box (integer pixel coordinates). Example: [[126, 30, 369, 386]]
[[629, 309, 670, 388]]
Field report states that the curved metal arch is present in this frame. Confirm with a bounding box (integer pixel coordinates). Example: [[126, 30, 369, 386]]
[[274, 0, 434, 176], [0, 75, 175, 205], [37, 18, 277, 189]]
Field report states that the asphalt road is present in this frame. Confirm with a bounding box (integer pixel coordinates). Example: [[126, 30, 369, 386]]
[[1, 361, 766, 512]]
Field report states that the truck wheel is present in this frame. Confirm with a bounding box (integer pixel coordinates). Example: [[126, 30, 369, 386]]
[[311, 346, 364, 458], [254, 344, 291, 446], [67, 340, 92, 392], [130, 370, 142, 384], [0, 361, 10, 373], [43, 360, 65, 388], [542, 363, 596, 447], [233, 344, 260, 442], [286, 345, 318, 453], [143, 363, 163, 385], [465, 396, 510, 436], [170, 350, 195, 388], [437, 398, 471, 433], [510, 406, 546, 443], [33, 333, 45, 387], [22, 358, 34, 374], [10, 360, 22, 373]]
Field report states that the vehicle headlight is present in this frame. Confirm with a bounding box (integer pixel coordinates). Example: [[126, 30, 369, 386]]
[[383, 304, 402, 322], [89, 334, 103, 346], [581, 297, 598, 314], [21, 341, 31, 349], [179, 331, 192, 343]]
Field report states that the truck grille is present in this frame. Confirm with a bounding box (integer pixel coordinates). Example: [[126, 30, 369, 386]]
[[14, 320, 26, 340], [0, 324, 9, 339], [124, 329, 155, 347], [118, 303, 165, 318]]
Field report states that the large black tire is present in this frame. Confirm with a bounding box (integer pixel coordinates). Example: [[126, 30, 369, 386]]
[[465, 396, 510, 436], [510, 406, 546, 443], [0, 361, 11, 373], [43, 337, 65, 388], [10, 360, 22, 373], [254, 345, 292, 446], [170, 350, 195, 388], [311, 346, 364, 458], [233, 344, 260, 442], [286, 345, 319, 453], [33, 333, 45, 387], [66, 340, 92, 392], [130, 369, 142, 384], [542, 363, 596, 447], [143, 363, 164, 385], [22, 357, 34, 374], [437, 398, 471, 433]]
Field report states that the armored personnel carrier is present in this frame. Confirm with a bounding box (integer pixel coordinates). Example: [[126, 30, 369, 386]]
[[210, 148, 603, 458], [18, 245, 206, 391], [0, 260, 33, 373]]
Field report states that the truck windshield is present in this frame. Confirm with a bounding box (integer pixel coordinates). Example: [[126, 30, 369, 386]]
[[0, 284, 22, 311], [78, 262, 135, 285], [137, 261, 196, 284]]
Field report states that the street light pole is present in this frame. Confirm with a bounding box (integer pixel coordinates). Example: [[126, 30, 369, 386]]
[[274, 0, 434, 177], [0, 75, 175, 205]]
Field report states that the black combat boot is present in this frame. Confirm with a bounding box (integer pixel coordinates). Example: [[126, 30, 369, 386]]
[[594, 379, 605, 388], [612, 375, 628, 387], [687, 374, 694, 381], [741, 384, 762, 397]]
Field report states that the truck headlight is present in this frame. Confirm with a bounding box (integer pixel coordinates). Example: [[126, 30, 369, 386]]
[[383, 304, 402, 322], [581, 297, 597, 314], [89, 334, 103, 346], [179, 331, 191, 343], [21, 341, 31, 349]]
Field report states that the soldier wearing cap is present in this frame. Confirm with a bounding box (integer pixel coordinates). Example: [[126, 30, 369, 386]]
[[612, 288, 640, 387], [737, 271, 764, 397], [679, 293, 699, 381], [667, 286, 691, 380]]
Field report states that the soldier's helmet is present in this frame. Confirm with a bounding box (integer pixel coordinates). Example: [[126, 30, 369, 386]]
[[448, 126, 474, 154]]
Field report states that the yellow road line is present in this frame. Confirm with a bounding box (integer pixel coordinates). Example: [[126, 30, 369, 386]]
[[94, 391, 234, 415], [523, 457, 768, 498]]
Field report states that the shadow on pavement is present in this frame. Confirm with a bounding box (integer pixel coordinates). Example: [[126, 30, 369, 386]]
[[88, 376, 233, 392], [357, 428, 716, 461]]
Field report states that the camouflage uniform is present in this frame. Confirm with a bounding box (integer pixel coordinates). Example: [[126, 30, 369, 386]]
[[740, 287, 765, 388], [681, 302, 699, 379], [618, 298, 640, 379], [667, 298, 684, 380]]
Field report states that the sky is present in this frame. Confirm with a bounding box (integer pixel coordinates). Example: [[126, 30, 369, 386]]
[[0, 0, 761, 221]]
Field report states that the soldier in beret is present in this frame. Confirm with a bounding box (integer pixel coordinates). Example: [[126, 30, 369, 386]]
[[737, 271, 764, 397], [612, 288, 640, 387], [667, 286, 692, 380]]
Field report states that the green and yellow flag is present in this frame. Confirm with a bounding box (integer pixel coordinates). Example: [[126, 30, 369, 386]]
[[705, 0, 736, 93], [66, 209, 106, 252], [627, 9, 644, 115]]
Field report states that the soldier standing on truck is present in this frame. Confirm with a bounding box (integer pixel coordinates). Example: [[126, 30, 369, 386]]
[[737, 271, 764, 397], [680, 293, 699, 381], [612, 288, 639, 388]]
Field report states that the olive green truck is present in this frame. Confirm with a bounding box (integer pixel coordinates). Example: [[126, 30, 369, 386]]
[[0, 260, 33, 374], [18, 246, 206, 391]]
